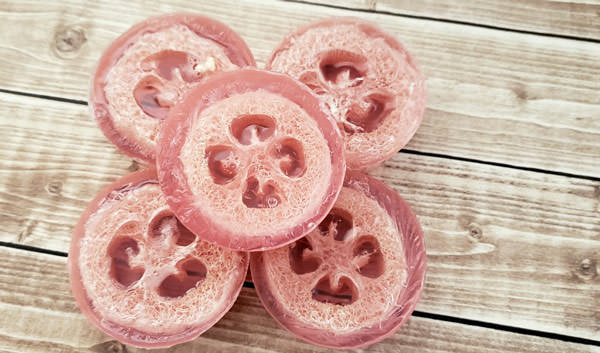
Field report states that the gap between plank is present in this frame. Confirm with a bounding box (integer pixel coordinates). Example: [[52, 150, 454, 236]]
[[283, 0, 600, 44], [0, 241, 67, 257], [1, 87, 598, 183], [401, 149, 600, 183], [413, 311, 600, 347], [0, 88, 87, 106], [1, 242, 599, 347]]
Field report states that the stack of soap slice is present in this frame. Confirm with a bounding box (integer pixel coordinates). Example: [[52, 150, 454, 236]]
[[70, 13, 426, 349]]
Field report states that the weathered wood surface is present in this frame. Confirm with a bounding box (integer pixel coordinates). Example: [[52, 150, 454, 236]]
[[0, 0, 599, 177], [1, 246, 598, 353], [300, 0, 600, 41], [1, 0, 600, 350], [1, 91, 598, 340], [0, 93, 131, 252]]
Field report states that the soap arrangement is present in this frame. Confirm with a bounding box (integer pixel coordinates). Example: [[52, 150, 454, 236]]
[[69, 13, 427, 349]]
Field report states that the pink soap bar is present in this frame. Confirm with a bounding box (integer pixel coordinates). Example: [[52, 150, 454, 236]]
[[267, 18, 426, 171], [90, 13, 255, 163], [68, 169, 248, 348], [251, 171, 426, 349], [157, 69, 346, 252]]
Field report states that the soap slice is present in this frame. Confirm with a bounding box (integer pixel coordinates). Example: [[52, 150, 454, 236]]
[[267, 17, 426, 171], [157, 68, 345, 251], [90, 13, 255, 163], [251, 171, 426, 349], [68, 169, 248, 348]]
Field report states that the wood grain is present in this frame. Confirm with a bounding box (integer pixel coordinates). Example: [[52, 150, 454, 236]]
[[0, 93, 132, 252], [299, 0, 600, 41], [1, 92, 598, 340], [0, 0, 599, 177], [1, 246, 598, 353]]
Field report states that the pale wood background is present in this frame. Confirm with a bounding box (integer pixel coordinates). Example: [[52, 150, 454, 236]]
[[0, 0, 599, 352]]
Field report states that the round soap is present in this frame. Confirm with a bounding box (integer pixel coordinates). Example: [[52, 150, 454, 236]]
[[90, 13, 255, 163], [157, 68, 345, 251], [68, 169, 248, 348], [251, 172, 426, 348], [267, 17, 426, 171]]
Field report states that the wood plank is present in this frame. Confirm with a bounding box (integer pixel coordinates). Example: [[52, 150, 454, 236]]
[[1, 92, 599, 340], [1, 246, 598, 353], [0, 93, 133, 253], [0, 0, 599, 177], [300, 0, 600, 41]]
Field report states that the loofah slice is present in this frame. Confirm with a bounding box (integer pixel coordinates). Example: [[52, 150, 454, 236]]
[[90, 13, 255, 164], [68, 169, 248, 348], [157, 69, 346, 251], [267, 17, 426, 171], [251, 171, 426, 349]]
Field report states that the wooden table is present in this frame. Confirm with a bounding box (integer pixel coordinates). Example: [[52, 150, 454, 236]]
[[1, 0, 599, 352]]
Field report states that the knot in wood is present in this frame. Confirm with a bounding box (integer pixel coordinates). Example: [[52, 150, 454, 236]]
[[54, 26, 86, 53], [105, 341, 125, 353], [90, 340, 126, 353], [45, 180, 62, 195], [577, 258, 597, 280], [128, 160, 141, 172], [467, 223, 483, 240]]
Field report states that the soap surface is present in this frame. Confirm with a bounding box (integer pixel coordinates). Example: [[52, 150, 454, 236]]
[[90, 13, 255, 163], [267, 18, 426, 171], [68, 169, 248, 348], [251, 171, 426, 349], [157, 69, 346, 251]]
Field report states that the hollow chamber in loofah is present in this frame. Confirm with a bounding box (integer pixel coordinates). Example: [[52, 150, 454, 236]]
[[251, 171, 426, 349]]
